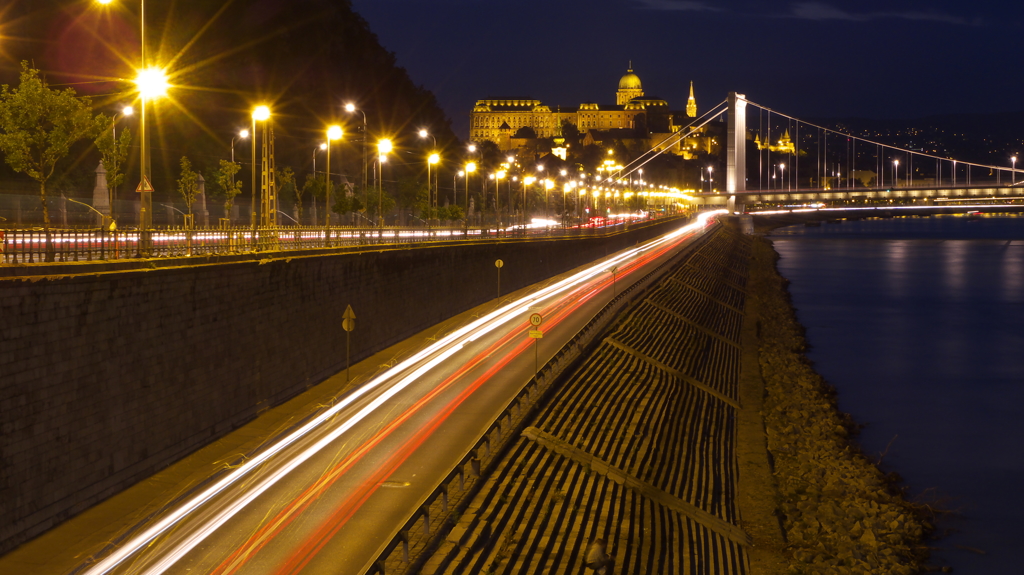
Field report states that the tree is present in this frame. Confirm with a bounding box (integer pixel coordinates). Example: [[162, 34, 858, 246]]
[[397, 175, 428, 215], [302, 173, 326, 224], [367, 188, 396, 223], [439, 204, 464, 222], [177, 156, 200, 219], [276, 166, 296, 215], [94, 125, 132, 224], [0, 62, 104, 260], [513, 126, 537, 139], [210, 159, 243, 219]]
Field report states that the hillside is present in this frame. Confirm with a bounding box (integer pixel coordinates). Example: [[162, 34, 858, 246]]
[[0, 0, 456, 199]]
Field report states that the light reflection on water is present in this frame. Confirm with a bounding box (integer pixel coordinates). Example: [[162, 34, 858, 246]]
[[770, 215, 1024, 573]]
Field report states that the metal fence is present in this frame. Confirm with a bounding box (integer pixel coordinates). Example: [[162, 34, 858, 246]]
[[0, 215, 684, 265]]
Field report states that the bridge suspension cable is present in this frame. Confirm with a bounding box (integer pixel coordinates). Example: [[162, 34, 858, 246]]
[[740, 97, 1021, 191], [612, 99, 729, 183]]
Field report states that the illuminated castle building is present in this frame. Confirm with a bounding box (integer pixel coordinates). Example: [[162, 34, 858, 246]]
[[755, 129, 796, 154], [470, 65, 710, 158]]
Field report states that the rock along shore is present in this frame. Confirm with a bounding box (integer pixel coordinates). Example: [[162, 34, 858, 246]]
[[750, 237, 930, 574]]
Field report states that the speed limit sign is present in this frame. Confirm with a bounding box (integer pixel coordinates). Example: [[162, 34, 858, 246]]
[[529, 313, 543, 326]]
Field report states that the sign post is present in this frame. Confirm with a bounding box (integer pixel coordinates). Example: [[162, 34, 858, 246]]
[[529, 313, 543, 373], [495, 259, 504, 298], [342, 304, 356, 383]]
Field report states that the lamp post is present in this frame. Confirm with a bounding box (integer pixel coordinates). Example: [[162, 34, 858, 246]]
[[251, 105, 270, 233], [418, 128, 437, 149], [707, 166, 713, 193], [325, 125, 343, 226], [112, 105, 133, 141], [229, 128, 248, 224], [893, 159, 899, 188], [427, 152, 440, 219], [544, 179, 554, 220], [377, 139, 392, 227], [98, 0, 164, 251], [465, 162, 476, 220], [779, 163, 786, 191], [231, 129, 248, 165], [107, 105, 133, 223], [1012, 156, 1017, 185], [495, 170, 505, 228], [455, 170, 464, 222], [523, 175, 536, 226], [344, 103, 368, 207], [133, 68, 167, 250], [312, 143, 326, 177]]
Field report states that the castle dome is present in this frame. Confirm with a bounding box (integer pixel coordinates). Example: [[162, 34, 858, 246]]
[[618, 68, 642, 90]]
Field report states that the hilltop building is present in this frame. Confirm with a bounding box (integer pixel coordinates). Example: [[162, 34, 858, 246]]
[[755, 129, 797, 154], [470, 66, 714, 159]]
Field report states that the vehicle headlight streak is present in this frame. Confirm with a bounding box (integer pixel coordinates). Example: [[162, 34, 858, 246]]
[[83, 210, 725, 575]]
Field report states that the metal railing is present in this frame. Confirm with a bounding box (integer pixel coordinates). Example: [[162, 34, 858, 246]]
[[0, 214, 689, 265]]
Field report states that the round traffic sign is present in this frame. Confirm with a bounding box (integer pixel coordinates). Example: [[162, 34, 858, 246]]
[[495, 259, 504, 269], [529, 313, 543, 326]]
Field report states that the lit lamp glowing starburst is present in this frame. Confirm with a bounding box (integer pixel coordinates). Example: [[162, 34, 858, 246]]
[[135, 67, 169, 99]]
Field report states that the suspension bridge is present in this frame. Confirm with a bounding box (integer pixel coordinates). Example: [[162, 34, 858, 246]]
[[610, 93, 1022, 215]]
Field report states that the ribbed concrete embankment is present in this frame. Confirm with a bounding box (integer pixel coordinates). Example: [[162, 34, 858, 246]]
[[421, 226, 768, 575]]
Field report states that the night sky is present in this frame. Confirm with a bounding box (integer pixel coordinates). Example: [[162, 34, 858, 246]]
[[350, 0, 1024, 138]]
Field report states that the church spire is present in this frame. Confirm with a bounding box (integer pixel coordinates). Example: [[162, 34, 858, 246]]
[[686, 81, 697, 118]]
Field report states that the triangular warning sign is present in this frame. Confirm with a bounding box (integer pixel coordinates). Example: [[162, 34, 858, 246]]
[[136, 176, 155, 193]]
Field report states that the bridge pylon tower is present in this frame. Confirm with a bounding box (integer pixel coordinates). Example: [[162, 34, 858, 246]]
[[726, 92, 746, 214]]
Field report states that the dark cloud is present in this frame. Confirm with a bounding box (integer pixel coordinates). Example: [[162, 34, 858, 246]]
[[634, 0, 977, 25], [789, 2, 977, 25]]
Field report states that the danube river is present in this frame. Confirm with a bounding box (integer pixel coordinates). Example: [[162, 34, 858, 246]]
[[771, 215, 1024, 573]]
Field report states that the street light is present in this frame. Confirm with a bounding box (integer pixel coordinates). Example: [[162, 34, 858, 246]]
[[344, 103, 368, 207], [106, 105, 134, 223], [251, 105, 270, 231], [377, 139, 392, 227], [495, 170, 506, 227], [544, 178, 554, 220], [325, 124, 343, 226], [465, 162, 476, 219], [232, 129, 249, 164], [112, 105, 133, 141], [893, 159, 900, 187], [1012, 156, 1017, 185], [133, 66, 168, 243], [227, 128, 248, 224], [427, 152, 440, 217], [97, 0, 159, 241], [312, 142, 326, 177], [779, 163, 786, 191]]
